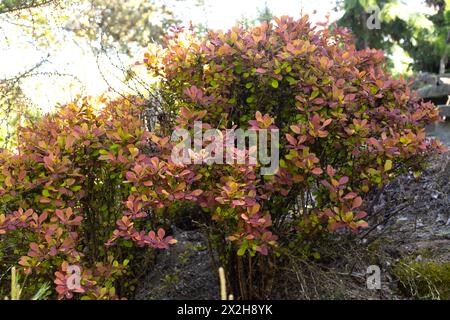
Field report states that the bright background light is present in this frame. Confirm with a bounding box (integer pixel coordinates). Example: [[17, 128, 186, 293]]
[[0, 0, 428, 113]]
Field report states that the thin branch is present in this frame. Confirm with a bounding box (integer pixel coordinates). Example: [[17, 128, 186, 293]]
[[0, 0, 59, 15]]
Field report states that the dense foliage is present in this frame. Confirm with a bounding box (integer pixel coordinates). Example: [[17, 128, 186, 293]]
[[0, 15, 445, 299], [0, 97, 182, 299], [144, 15, 445, 297]]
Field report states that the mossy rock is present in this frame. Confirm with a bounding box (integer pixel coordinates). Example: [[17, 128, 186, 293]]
[[393, 260, 450, 300]]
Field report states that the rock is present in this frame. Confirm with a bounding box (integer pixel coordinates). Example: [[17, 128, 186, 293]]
[[416, 83, 450, 99], [435, 227, 450, 239], [436, 213, 447, 224], [416, 219, 425, 229]]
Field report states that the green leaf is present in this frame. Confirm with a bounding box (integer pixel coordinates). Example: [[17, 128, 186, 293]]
[[286, 76, 297, 85], [369, 85, 379, 94], [123, 240, 133, 248], [271, 79, 279, 88], [310, 89, 319, 100], [413, 171, 422, 178], [110, 144, 120, 152], [237, 239, 249, 256], [237, 246, 247, 256], [384, 159, 392, 172]]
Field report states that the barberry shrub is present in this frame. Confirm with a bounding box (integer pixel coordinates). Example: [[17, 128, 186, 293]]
[[0, 15, 445, 300], [143, 16, 445, 298], [0, 96, 192, 299]]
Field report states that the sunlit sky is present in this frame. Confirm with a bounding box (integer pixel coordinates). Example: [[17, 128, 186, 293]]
[[0, 0, 430, 112], [172, 0, 338, 29]]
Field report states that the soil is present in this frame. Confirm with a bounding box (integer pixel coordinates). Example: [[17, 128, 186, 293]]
[[134, 227, 219, 300]]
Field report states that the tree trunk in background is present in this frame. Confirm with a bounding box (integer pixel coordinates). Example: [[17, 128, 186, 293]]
[[440, 30, 450, 74], [439, 53, 447, 74]]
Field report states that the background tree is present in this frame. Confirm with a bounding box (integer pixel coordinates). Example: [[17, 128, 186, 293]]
[[404, 0, 450, 73], [335, 0, 450, 74], [256, 2, 274, 24], [235, 2, 274, 29], [64, 0, 179, 55], [0, 0, 181, 149], [336, 0, 392, 50]]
